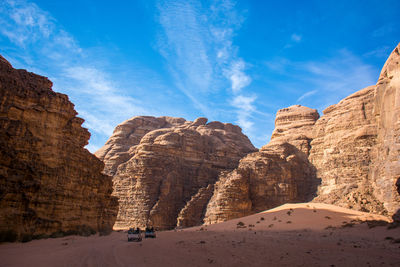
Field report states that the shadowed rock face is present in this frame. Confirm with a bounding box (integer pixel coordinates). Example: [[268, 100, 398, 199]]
[[95, 117, 256, 230], [204, 105, 320, 224], [0, 56, 118, 242], [310, 43, 400, 219]]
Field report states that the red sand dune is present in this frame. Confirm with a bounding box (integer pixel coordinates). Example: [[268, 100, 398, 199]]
[[1, 203, 399, 267]]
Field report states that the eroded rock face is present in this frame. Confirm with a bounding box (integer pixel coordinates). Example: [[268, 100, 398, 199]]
[[270, 105, 320, 154], [309, 44, 400, 218], [96, 117, 256, 230], [0, 56, 118, 242], [204, 105, 320, 224], [310, 45, 400, 220], [309, 86, 384, 213], [95, 116, 187, 176], [371, 43, 400, 220]]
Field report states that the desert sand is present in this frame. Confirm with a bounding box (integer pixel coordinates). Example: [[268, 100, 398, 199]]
[[1, 203, 399, 267]]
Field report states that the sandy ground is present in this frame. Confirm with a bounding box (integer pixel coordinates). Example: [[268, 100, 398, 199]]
[[1, 203, 399, 267]]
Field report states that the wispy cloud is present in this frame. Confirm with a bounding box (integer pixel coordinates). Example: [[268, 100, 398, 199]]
[[157, 0, 214, 115], [157, 0, 260, 137], [296, 90, 317, 102], [0, 0, 53, 46], [225, 60, 251, 93], [291, 33, 302, 43], [372, 24, 393, 38], [282, 33, 303, 49], [0, 0, 150, 151], [231, 94, 256, 132], [363, 45, 392, 58], [265, 49, 377, 110]]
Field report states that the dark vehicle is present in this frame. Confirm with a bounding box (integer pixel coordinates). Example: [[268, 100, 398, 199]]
[[127, 228, 142, 242], [144, 227, 156, 238]]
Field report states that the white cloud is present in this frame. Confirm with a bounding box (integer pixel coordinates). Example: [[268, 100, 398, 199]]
[[157, 0, 259, 137], [231, 95, 256, 133], [363, 46, 391, 58], [0, 0, 53, 46], [60, 66, 149, 136], [158, 1, 213, 95], [231, 95, 256, 112], [226, 60, 251, 93], [372, 24, 393, 37], [297, 90, 317, 102], [265, 49, 377, 110], [291, 33, 302, 43], [0, 0, 150, 152]]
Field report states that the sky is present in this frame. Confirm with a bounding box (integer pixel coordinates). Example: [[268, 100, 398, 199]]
[[1, 0, 399, 152]]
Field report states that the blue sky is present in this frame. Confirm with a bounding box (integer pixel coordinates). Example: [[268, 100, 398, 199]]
[[1, 0, 399, 151]]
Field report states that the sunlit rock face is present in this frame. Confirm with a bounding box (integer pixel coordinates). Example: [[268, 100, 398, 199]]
[[309, 85, 383, 212], [310, 43, 400, 219], [371, 43, 400, 220], [96, 116, 256, 230], [204, 105, 320, 224], [96, 43, 400, 228], [204, 43, 400, 224], [0, 55, 118, 242]]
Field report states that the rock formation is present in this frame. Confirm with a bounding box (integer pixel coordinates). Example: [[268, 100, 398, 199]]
[[0, 56, 118, 242], [95, 117, 256, 230], [96, 43, 400, 228], [371, 43, 400, 220], [310, 43, 400, 219], [204, 105, 320, 224], [309, 86, 383, 213]]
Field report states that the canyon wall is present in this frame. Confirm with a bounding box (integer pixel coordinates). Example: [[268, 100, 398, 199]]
[[97, 43, 400, 228], [371, 43, 400, 220], [309, 43, 400, 219], [0, 56, 118, 242], [96, 117, 256, 230], [204, 43, 400, 224], [204, 105, 320, 224]]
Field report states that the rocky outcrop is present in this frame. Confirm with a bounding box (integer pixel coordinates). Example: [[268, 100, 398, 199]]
[[309, 86, 383, 213], [96, 117, 256, 230], [309, 43, 400, 219], [95, 116, 187, 176], [371, 43, 400, 220], [270, 105, 320, 154], [95, 43, 400, 228], [204, 105, 320, 224], [0, 56, 118, 242]]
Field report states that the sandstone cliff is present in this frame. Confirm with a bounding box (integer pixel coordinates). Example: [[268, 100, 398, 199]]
[[204, 105, 320, 224], [0, 56, 118, 242], [96, 117, 256, 230], [372, 43, 400, 220], [96, 43, 400, 228], [309, 86, 383, 213], [309, 43, 400, 219]]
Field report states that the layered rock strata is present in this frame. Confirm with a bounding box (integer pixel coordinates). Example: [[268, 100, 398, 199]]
[[0, 56, 118, 242], [371, 43, 400, 220], [95, 117, 256, 230], [204, 105, 320, 224], [309, 86, 384, 213], [310, 43, 400, 219], [97, 43, 400, 227]]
